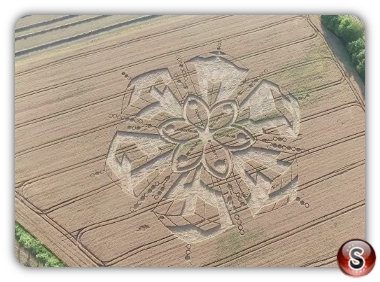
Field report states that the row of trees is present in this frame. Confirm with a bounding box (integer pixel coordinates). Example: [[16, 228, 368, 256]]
[[321, 15, 365, 83]]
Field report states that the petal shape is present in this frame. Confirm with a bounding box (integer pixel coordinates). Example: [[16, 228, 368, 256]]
[[172, 139, 205, 172], [183, 95, 209, 130], [203, 139, 232, 179], [159, 119, 199, 143], [213, 125, 255, 151], [208, 100, 238, 131]]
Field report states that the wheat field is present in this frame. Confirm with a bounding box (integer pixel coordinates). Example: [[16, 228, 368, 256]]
[[15, 15, 365, 267]]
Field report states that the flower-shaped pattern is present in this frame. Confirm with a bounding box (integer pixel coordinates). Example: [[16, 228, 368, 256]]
[[159, 95, 254, 179], [105, 52, 302, 243]]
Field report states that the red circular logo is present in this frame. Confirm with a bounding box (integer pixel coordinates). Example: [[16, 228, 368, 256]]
[[337, 239, 376, 277]]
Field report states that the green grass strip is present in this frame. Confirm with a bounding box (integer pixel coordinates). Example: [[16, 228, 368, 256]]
[[15, 221, 67, 267]]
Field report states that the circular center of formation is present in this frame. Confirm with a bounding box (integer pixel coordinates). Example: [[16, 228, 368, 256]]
[[199, 128, 213, 143]]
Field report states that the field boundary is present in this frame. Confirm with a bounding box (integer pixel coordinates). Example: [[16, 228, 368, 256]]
[[320, 15, 365, 83], [306, 16, 364, 111]]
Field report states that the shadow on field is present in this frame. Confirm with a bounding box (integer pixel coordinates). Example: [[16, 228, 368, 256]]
[[312, 16, 365, 98]]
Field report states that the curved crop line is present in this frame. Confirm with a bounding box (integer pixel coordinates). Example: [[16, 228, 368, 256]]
[[305, 16, 364, 111], [17, 152, 364, 267]]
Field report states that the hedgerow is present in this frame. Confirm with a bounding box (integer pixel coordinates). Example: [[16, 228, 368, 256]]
[[15, 222, 67, 267], [320, 15, 365, 82]]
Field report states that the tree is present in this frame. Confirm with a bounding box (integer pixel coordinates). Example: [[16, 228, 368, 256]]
[[347, 37, 365, 56], [336, 16, 364, 42], [321, 15, 340, 30], [352, 49, 365, 65], [356, 58, 365, 82]]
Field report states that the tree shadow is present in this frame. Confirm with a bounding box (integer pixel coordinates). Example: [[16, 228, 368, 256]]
[[318, 22, 365, 98]]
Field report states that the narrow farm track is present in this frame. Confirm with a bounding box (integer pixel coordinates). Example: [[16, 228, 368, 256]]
[[15, 15, 365, 267]]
